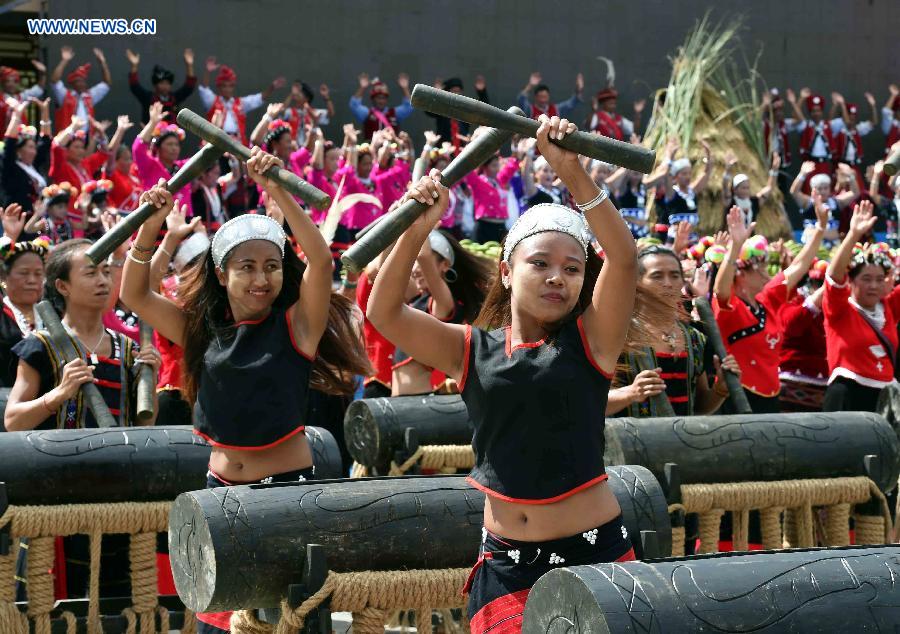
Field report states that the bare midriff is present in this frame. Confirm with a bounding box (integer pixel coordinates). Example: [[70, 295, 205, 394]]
[[483, 479, 621, 542], [208, 432, 313, 483]]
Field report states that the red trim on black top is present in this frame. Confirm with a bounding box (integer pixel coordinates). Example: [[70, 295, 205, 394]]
[[466, 473, 609, 505], [390, 356, 417, 371], [458, 325, 472, 392], [655, 350, 688, 359], [234, 314, 268, 326], [284, 308, 316, 362], [575, 316, 614, 379], [193, 423, 306, 451], [2, 306, 15, 321], [504, 327, 546, 357]]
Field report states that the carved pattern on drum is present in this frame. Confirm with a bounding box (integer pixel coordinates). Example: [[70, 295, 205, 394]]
[[671, 553, 900, 630], [597, 563, 658, 633], [25, 426, 205, 456]]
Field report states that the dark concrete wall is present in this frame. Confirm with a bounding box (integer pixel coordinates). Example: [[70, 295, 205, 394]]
[[38, 0, 897, 157]]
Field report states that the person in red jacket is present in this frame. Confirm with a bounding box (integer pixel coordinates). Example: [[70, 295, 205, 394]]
[[823, 200, 900, 411], [713, 202, 827, 413], [0, 61, 45, 130], [50, 46, 111, 133], [198, 56, 283, 144], [588, 87, 644, 141], [48, 116, 109, 229], [796, 91, 836, 193]]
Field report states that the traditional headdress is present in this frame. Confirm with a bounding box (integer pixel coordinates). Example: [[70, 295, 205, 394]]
[[846, 103, 859, 116], [503, 204, 589, 263], [809, 173, 831, 189], [805, 94, 824, 112], [808, 258, 829, 281], [736, 235, 769, 270], [0, 66, 20, 84], [151, 64, 174, 85], [442, 77, 464, 91], [211, 214, 286, 269], [215, 65, 237, 86], [595, 87, 618, 103], [15, 124, 37, 147], [850, 242, 892, 273], [428, 231, 454, 266], [669, 157, 691, 176], [173, 232, 211, 272], [0, 235, 51, 263], [151, 121, 185, 144], [369, 80, 389, 99], [732, 173, 750, 189], [264, 118, 291, 146], [42, 182, 78, 206], [81, 179, 114, 203], [769, 88, 784, 107], [66, 63, 91, 84], [66, 128, 88, 146]]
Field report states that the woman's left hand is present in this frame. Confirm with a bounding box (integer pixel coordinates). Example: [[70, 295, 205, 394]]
[[135, 345, 162, 377], [246, 146, 284, 189], [404, 170, 449, 231], [534, 114, 579, 172], [714, 353, 741, 382]]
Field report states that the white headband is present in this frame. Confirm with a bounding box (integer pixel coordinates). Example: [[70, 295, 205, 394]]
[[210, 214, 287, 269], [503, 204, 589, 263], [809, 173, 831, 189], [173, 232, 211, 272], [669, 157, 691, 176], [428, 230, 454, 266], [732, 173, 749, 189]]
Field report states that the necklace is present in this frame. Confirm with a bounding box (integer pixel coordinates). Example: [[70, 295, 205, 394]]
[[64, 323, 107, 365], [660, 325, 681, 352], [3, 296, 42, 336]]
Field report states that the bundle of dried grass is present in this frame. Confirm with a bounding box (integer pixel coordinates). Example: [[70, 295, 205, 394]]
[[644, 13, 792, 238]]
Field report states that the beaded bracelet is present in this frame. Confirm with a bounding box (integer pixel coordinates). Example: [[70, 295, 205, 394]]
[[127, 250, 152, 265]]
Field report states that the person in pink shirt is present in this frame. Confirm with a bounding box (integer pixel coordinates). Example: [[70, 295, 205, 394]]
[[132, 102, 192, 215], [420, 131, 461, 234], [369, 129, 412, 212], [463, 133, 519, 242], [249, 103, 315, 199], [338, 125, 384, 237], [308, 128, 343, 225]]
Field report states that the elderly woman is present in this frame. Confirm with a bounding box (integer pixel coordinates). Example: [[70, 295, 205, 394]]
[[791, 160, 858, 245]]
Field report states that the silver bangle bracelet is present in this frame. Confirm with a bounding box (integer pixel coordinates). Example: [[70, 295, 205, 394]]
[[127, 250, 152, 265], [575, 188, 608, 212]]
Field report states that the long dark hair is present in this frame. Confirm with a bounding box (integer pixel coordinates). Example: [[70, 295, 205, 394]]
[[475, 239, 671, 352], [179, 245, 370, 403], [43, 239, 92, 315], [435, 230, 494, 323]]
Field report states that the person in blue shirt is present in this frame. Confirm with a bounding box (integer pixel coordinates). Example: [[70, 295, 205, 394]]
[[518, 70, 584, 120], [349, 72, 413, 140]]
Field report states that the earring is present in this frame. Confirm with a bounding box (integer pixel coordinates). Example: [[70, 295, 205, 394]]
[[443, 267, 458, 284], [502, 278, 510, 289]]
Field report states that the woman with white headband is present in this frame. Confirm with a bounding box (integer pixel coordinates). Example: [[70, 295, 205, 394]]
[[121, 148, 370, 633], [392, 228, 492, 395], [720, 150, 780, 229], [368, 114, 638, 633]]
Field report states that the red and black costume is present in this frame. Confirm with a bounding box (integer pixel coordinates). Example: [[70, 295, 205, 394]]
[[459, 316, 634, 633]]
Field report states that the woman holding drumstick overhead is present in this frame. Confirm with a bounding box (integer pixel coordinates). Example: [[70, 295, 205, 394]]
[[368, 115, 637, 634]]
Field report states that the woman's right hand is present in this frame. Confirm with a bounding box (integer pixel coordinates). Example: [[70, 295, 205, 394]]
[[139, 178, 175, 223], [629, 369, 665, 404], [53, 359, 95, 402], [726, 205, 754, 247], [403, 170, 449, 231]]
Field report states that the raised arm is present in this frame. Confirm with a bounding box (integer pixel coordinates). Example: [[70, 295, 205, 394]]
[[789, 161, 815, 208], [319, 84, 335, 119], [783, 194, 827, 290], [827, 200, 877, 284], [137, 102, 165, 145], [50, 46, 73, 85], [251, 102, 283, 147], [248, 148, 331, 356], [260, 76, 285, 102], [691, 140, 712, 193], [870, 160, 886, 204], [105, 115, 132, 171], [367, 173, 467, 380], [786, 88, 805, 123], [713, 206, 753, 303], [119, 181, 189, 346], [721, 150, 737, 205], [756, 152, 780, 200], [93, 48, 111, 86], [865, 91, 878, 127], [537, 115, 637, 373]]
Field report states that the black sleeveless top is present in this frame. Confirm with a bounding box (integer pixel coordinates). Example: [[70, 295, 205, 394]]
[[193, 309, 313, 449], [459, 316, 611, 503]]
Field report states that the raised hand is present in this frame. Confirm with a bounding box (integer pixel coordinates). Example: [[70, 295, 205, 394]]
[[633, 98, 646, 114], [423, 130, 441, 146], [358, 73, 370, 90], [148, 102, 167, 124], [726, 206, 754, 246], [30, 59, 46, 74], [799, 160, 816, 176], [246, 146, 285, 189], [2, 203, 26, 242], [69, 115, 86, 130], [785, 88, 797, 103], [205, 56, 219, 73], [474, 75, 486, 92], [126, 49, 140, 66], [831, 91, 844, 105], [848, 199, 877, 237], [92, 47, 106, 63], [116, 114, 134, 130], [139, 178, 175, 222], [575, 72, 584, 93], [889, 84, 899, 97], [319, 83, 330, 100], [404, 170, 449, 230], [811, 191, 830, 229], [397, 73, 410, 90], [724, 149, 738, 169], [865, 91, 876, 106], [535, 114, 579, 171], [272, 76, 286, 90], [165, 203, 200, 240], [265, 102, 284, 118], [60, 46, 74, 62], [343, 123, 358, 144], [91, 118, 111, 134], [528, 71, 542, 87], [771, 152, 781, 170], [799, 87, 811, 101], [183, 48, 194, 65]]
